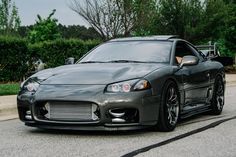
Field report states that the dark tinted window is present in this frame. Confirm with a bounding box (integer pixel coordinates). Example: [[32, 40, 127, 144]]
[[187, 43, 204, 61], [175, 41, 199, 65], [80, 41, 172, 63], [175, 42, 196, 58]]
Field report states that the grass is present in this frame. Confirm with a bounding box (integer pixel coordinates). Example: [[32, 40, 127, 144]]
[[0, 83, 20, 96]]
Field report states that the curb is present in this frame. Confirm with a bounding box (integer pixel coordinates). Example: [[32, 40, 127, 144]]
[[0, 107, 18, 121], [0, 107, 17, 114], [0, 95, 18, 121]]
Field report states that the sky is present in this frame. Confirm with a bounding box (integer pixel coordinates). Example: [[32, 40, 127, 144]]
[[14, 0, 89, 27]]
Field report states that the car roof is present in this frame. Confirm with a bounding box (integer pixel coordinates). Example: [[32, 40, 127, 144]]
[[109, 35, 179, 42]]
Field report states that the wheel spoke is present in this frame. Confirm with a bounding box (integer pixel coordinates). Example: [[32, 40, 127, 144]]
[[166, 86, 179, 125], [215, 80, 224, 110], [171, 111, 176, 118], [217, 96, 224, 109]]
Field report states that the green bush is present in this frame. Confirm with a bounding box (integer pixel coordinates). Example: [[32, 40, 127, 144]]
[[0, 36, 28, 82], [28, 39, 100, 68], [0, 37, 100, 82], [217, 38, 235, 57]]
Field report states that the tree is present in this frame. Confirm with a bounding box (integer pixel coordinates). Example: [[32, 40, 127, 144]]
[[57, 24, 101, 40], [70, 0, 136, 40], [156, 0, 186, 37], [132, 0, 158, 36], [70, 0, 158, 39], [18, 24, 101, 40], [224, 2, 236, 55], [183, 0, 204, 42], [27, 9, 61, 43], [0, 0, 21, 35], [155, 0, 204, 41], [202, 0, 228, 40], [69, 0, 235, 57]]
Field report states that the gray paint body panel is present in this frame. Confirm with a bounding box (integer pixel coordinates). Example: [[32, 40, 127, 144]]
[[17, 36, 225, 131]]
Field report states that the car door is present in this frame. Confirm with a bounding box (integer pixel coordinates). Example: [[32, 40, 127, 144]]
[[175, 41, 211, 107]]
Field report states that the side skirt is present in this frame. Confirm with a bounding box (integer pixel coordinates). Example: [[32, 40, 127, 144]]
[[180, 104, 211, 119]]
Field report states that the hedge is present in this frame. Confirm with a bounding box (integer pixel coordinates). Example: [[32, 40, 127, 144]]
[[0, 37, 28, 82], [28, 39, 100, 68], [0, 37, 100, 82]]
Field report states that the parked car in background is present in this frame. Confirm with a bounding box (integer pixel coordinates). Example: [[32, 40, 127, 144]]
[[17, 35, 225, 131]]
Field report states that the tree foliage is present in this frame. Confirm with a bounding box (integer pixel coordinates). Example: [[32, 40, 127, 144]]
[[18, 24, 101, 40], [70, 0, 235, 56], [27, 9, 61, 43], [70, 0, 134, 40], [70, 0, 157, 39], [0, 0, 21, 35], [224, 2, 236, 54], [132, 0, 158, 36], [57, 24, 101, 40]]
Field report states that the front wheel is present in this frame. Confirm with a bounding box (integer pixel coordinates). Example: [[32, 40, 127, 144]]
[[156, 81, 180, 132], [210, 76, 225, 115]]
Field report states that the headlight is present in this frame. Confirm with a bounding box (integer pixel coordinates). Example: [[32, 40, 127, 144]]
[[22, 79, 40, 92], [106, 79, 151, 93]]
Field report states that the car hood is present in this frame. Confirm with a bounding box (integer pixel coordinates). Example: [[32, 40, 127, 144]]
[[32, 63, 167, 85]]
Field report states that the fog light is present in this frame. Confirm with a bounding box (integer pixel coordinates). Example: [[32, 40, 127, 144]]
[[25, 110, 32, 120], [108, 108, 139, 123], [109, 109, 125, 118], [26, 110, 31, 115], [112, 118, 126, 123], [109, 109, 126, 123]]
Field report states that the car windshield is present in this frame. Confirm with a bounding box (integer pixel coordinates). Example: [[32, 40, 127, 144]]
[[79, 41, 172, 63]]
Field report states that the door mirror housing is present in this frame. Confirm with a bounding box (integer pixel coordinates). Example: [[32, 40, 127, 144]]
[[65, 57, 75, 65], [180, 55, 199, 68]]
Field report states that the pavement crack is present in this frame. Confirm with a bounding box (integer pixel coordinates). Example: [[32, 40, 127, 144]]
[[121, 116, 236, 157]]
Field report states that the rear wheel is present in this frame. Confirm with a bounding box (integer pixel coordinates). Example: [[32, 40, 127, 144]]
[[156, 81, 180, 132], [210, 76, 225, 115]]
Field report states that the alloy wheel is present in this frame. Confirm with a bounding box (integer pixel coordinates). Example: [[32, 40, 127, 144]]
[[216, 78, 224, 111], [166, 86, 179, 126]]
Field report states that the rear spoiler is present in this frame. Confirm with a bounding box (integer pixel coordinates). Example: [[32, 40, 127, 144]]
[[195, 43, 234, 66], [195, 43, 220, 58]]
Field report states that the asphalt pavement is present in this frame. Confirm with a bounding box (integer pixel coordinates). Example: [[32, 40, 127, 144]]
[[0, 83, 236, 157]]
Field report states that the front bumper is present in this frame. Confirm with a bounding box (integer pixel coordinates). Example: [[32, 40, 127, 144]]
[[17, 84, 161, 131]]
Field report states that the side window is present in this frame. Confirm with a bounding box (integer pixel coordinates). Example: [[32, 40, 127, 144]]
[[187, 43, 204, 61], [175, 42, 196, 64]]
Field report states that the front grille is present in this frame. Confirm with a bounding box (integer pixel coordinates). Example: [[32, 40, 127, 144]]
[[36, 101, 99, 122]]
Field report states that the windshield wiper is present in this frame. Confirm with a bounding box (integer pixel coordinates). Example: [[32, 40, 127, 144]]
[[79, 61, 106, 64], [107, 60, 147, 63], [107, 60, 160, 63], [80, 60, 160, 64]]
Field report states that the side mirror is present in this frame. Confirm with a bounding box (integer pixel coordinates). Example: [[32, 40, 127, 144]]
[[65, 57, 75, 65], [180, 55, 199, 68]]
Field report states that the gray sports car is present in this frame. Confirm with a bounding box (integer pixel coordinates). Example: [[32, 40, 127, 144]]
[[17, 35, 225, 131]]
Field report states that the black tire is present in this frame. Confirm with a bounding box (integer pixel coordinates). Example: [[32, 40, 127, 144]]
[[156, 81, 180, 132], [210, 76, 225, 115]]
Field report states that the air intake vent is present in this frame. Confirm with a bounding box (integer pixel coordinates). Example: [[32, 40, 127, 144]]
[[43, 101, 99, 121]]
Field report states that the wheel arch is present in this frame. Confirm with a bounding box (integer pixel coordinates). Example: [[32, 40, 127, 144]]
[[160, 77, 184, 111]]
